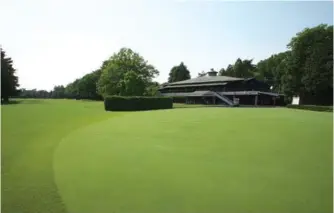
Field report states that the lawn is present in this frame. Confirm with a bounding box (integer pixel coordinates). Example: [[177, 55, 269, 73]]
[[2, 99, 333, 213]]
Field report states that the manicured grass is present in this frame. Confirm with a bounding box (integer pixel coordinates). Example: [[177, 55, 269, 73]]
[[2, 99, 333, 213], [1, 99, 125, 213], [173, 103, 211, 108]]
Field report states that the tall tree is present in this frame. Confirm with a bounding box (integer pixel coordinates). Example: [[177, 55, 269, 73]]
[[65, 79, 80, 99], [282, 24, 333, 105], [76, 69, 102, 100], [233, 58, 256, 78], [168, 62, 191, 83], [254, 51, 290, 92], [219, 59, 255, 78], [218, 68, 225, 76], [1, 49, 19, 103], [51, 85, 65, 98], [219, 64, 234, 76], [120, 71, 147, 96], [97, 48, 159, 97]]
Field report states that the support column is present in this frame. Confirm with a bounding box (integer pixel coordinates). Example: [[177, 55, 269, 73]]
[[213, 96, 216, 105], [273, 97, 276, 106], [255, 95, 258, 106]]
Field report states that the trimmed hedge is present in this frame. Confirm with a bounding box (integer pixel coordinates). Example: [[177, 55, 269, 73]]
[[104, 96, 173, 111], [287, 104, 333, 112]]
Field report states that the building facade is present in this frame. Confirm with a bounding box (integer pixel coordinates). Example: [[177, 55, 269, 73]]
[[159, 71, 285, 106]]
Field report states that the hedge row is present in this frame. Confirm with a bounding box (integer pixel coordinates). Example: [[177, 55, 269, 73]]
[[287, 104, 333, 112], [104, 96, 173, 111]]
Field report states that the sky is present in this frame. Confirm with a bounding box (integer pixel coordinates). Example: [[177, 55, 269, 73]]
[[1, 0, 333, 91]]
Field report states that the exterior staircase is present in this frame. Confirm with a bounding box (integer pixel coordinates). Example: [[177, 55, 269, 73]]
[[212, 91, 234, 106]]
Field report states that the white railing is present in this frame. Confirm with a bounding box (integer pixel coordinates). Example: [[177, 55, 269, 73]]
[[212, 92, 234, 106]]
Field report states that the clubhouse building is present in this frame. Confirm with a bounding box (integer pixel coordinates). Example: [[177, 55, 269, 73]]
[[158, 70, 285, 106]]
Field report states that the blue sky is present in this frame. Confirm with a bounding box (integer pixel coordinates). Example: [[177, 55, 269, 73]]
[[1, 0, 333, 90]]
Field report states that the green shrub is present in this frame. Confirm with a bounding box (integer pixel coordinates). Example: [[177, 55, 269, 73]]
[[104, 96, 173, 111], [287, 104, 333, 112]]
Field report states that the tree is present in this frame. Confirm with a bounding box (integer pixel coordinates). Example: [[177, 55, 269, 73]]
[[64, 60, 104, 100], [97, 48, 159, 97], [218, 68, 225, 76], [218, 59, 255, 78], [144, 81, 160, 96], [76, 69, 102, 100], [51, 85, 65, 99], [168, 62, 191, 83], [254, 51, 290, 92], [219, 64, 234, 76], [233, 58, 256, 78], [19, 89, 51, 99], [1, 49, 19, 103], [282, 24, 333, 105], [120, 71, 146, 96], [198, 71, 206, 77], [65, 79, 80, 99]]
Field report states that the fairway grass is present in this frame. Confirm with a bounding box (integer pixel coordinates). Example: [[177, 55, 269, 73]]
[[1, 99, 125, 213], [2, 99, 333, 213]]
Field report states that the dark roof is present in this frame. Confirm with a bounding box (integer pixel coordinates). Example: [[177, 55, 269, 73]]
[[160, 90, 281, 97], [162, 82, 227, 89], [168, 76, 245, 86], [161, 91, 215, 97]]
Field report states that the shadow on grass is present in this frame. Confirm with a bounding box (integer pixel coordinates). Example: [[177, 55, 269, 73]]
[[1, 100, 23, 105], [1, 99, 48, 105]]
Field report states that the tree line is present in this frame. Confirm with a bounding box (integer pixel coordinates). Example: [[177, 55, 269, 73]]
[[15, 48, 162, 100], [1, 24, 332, 105], [166, 24, 333, 105]]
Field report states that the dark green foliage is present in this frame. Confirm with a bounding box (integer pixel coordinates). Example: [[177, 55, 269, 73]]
[[219, 59, 256, 78], [97, 48, 159, 97], [254, 51, 290, 93], [33, 24, 332, 107], [219, 24, 333, 106], [120, 71, 147, 96], [287, 104, 333, 112], [144, 82, 160, 96], [219, 65, 234, 76], [168, 62, 191, 83], [282, 24, 333, 105], [64, 69, 102, 100], [1, 49, 19, 103], [50, 48, 158, 100], [51, 85, 66, 99], [104, 96, 173, 111], [76, 70, 102, 100], [19, 89, 52, 99], [65, 79, 80, 99]]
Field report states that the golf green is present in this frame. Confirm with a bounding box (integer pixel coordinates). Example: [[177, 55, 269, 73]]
[[55, 106, 332, 213], [2, 100, 333, 213]]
